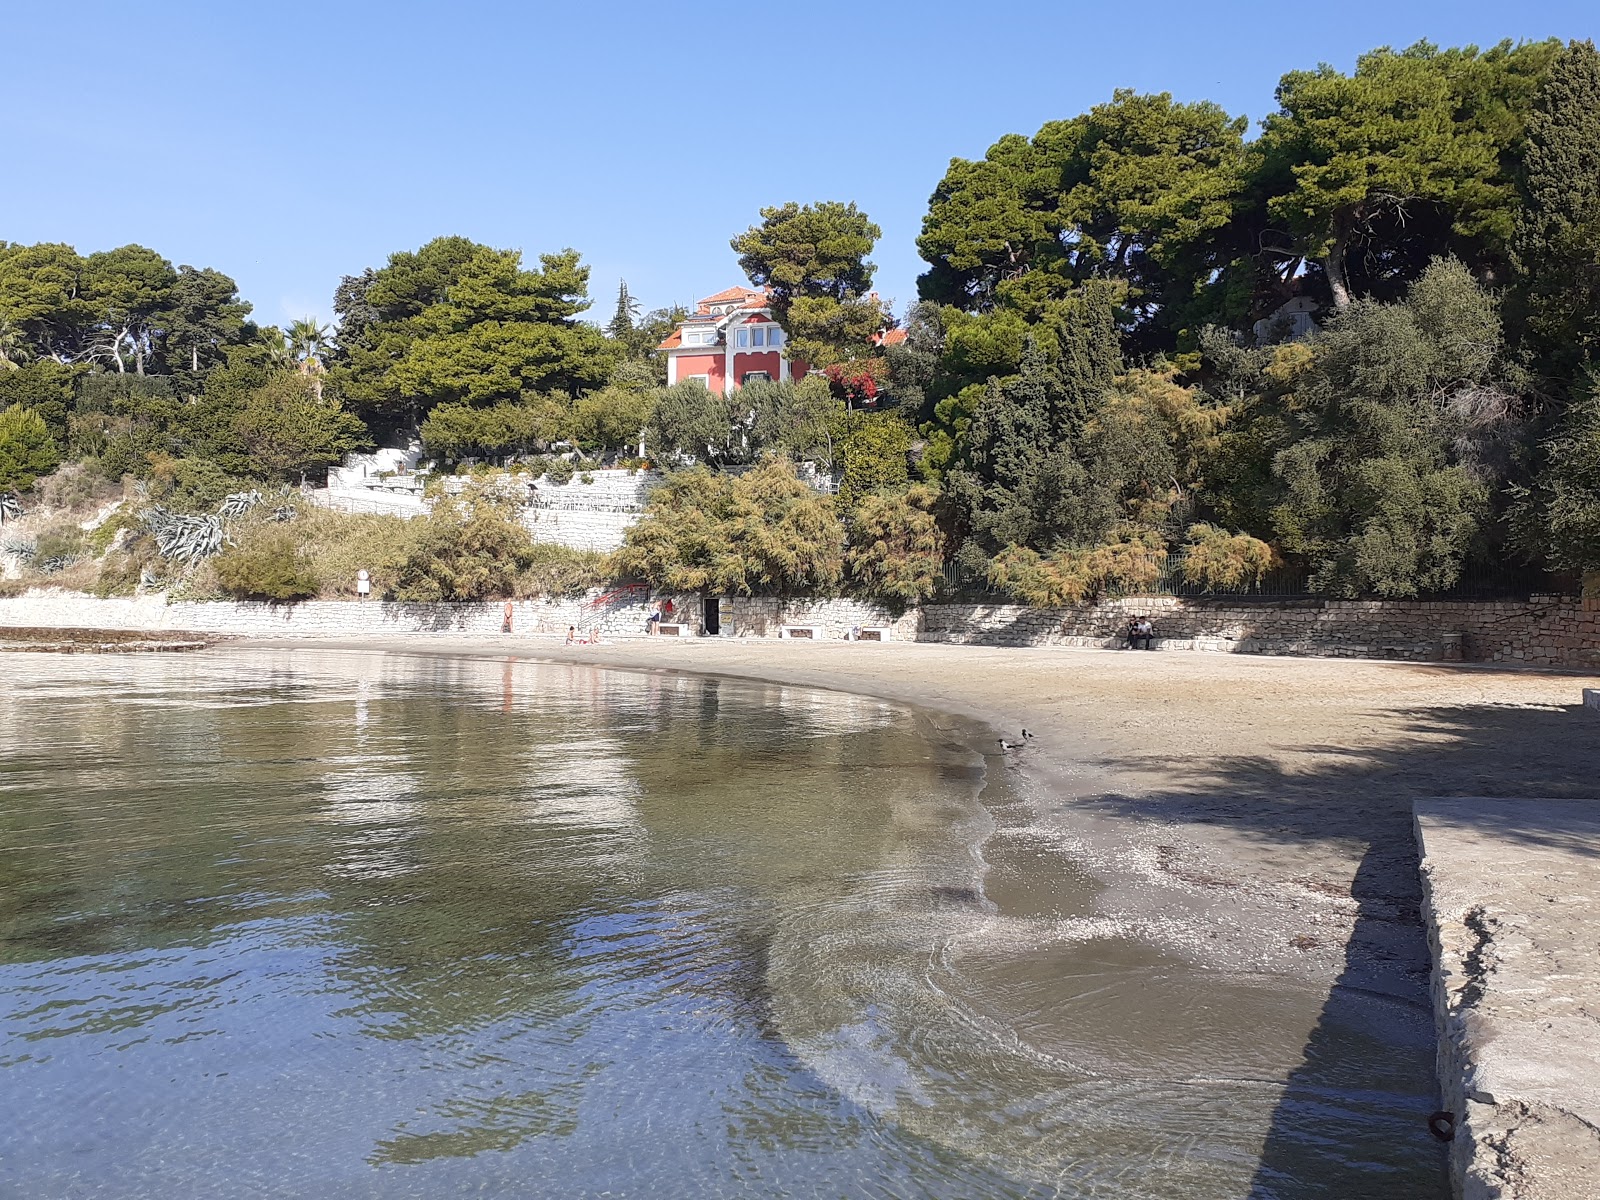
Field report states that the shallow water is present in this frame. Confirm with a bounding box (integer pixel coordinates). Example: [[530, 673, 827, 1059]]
[[0, 650, 1444, 1198]]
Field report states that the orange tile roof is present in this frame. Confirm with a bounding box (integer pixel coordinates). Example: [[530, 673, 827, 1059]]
[[656, 329, 683, 350], [878, 328, 908, 346], [699, 285, 755, 304]]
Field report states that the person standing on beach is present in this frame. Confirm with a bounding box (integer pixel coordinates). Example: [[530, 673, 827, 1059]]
[[502, 601, 514, 634], [356, 570, 371, 602]]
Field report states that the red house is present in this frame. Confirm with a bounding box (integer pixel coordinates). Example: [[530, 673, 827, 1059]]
[[658, 286, 809, 393]]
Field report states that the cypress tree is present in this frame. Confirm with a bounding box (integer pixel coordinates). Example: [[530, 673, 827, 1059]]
[[607, 279, 639, 342], [1512, 39, 1600, 391]]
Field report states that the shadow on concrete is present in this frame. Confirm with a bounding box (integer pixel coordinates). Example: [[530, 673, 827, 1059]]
[[1078, 702, 1600, 1198]]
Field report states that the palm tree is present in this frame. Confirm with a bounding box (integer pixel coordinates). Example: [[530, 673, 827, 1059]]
[[286, 317, 332, 399], [287, 317, 332, 371]]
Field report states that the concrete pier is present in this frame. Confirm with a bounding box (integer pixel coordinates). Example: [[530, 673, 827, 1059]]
[[1415, 798, 1600, 1199]]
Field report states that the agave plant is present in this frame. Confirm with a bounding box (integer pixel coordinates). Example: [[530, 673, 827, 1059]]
[[0, 493, 21, 523], [270, 503, 297, 522], [1, 535, 36, 564], [37, 554, 81, 574], [143, 507, 224, 562], [218, 490, 264, 519]]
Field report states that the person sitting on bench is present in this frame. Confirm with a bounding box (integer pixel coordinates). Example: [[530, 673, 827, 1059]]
[[1130, 616, 1155, 650]]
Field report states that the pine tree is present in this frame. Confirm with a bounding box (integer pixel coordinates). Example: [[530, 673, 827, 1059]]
[[607, 279, 640, 343], [1512, 39, 1600, 392]]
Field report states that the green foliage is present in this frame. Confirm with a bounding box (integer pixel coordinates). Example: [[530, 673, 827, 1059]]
[[1263, 259, 1509, 595], [214, 531, 320, 601], [391, 483, 535, 601], [1257, 40, 1560, 307], [0, 406, 61, 491], [647, 380, 745, 465], [235, 372, 368, 480], [987, 528, 1167, 605], [732, 201, 887, 367], [1510, 372, 1600, 572], [420, 397, 568, 460], [918, 91, 1249, 346], [1510, 40, 1600, 390], [948, 286, 1123, 558], [330, 237, 617, 421], [743, 374, 845, 468], [145, 455, 236, 511], [837, 412, 912, 507], [571, 384, 654, 453], [845, 485, 945, 605], [517, 542, 609, 598], [611, 458, 844, 595], [1180, 524, 1277, 590]]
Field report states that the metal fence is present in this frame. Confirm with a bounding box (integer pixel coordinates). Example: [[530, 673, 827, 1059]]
[[941, 553, 1560, 603]]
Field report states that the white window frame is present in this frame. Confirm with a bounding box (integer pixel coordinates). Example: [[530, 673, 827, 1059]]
[[736, 328, 748, 347], [685, 373, 710, 389]]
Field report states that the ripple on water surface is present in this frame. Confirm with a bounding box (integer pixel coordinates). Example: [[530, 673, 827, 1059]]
[[0, 650, 1443, 1198]]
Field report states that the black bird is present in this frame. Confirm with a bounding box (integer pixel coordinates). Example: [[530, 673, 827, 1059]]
[[998, 738, 1018, 751], [1022, 728, 1035, 740]]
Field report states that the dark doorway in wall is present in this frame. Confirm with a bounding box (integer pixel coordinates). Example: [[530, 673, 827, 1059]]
[[704, 597, 721, 636]]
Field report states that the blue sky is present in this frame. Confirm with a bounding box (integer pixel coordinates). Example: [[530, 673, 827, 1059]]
[[3, 1, 1594, 330]]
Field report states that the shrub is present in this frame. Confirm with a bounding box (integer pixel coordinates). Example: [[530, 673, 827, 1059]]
[[988, 528, 1167, 605], [214, 531, 320, 601], [390, 483, 535, 601], [611, 457, 843, 595], [516, 543, 609, 597], [0, 406, 61, 492], [845, 485, 945, 606], [1181, 524, 1277, 590], [291, 507, 415, 599]]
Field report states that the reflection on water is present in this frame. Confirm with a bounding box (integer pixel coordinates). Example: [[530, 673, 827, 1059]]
[[0, 650, 1442, 1198]]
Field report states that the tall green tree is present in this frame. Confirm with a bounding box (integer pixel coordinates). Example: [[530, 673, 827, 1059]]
[[731, 201, 887, 367], [163, 266, 252, 375], [1256, 40, 1559, 309], [235, 372, 368, 481], [330, 237, 615, 423], [81, 245, 178, 374], [606, 279, 640, 341], [1510, 39, 1600, 390], [919, 90, 1249, 346], [0, 243, 90, 362], [1261, 258, 1517, 595], [947, 284, 1123, 561], [1511, 372, 1600, 576]]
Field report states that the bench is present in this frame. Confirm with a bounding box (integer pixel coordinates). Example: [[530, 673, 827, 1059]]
[[778, 625, 825, 640], [852, 627, 891, 642], [656, 623, 687, 637]]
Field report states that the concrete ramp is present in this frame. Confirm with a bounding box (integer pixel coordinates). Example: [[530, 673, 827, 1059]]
[[1415, 798, 1600, 1199]]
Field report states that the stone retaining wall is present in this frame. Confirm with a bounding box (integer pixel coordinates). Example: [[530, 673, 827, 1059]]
[[0, 590, 1595, 667], [918, 594, 1600, 668]]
